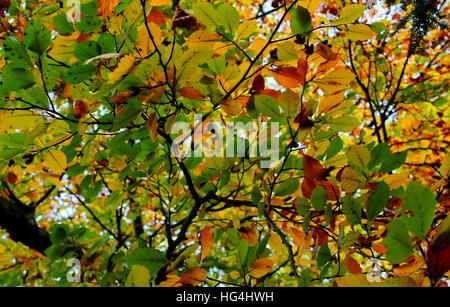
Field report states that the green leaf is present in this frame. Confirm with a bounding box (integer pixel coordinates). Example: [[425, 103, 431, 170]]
[[333, 4, 366, 25], [274, 178, 299, 196], [193, 2, 220, 29], [3, 37, 33, 68], [347, 145, 370, 168], [74, 41, 101, 61], [316, 244, 332, 267], [50, 224, 69, 244], [207, 55, 226, 75], [17, 85, 49, 109], [368, 142, 389, 169], [75, 16, 103, 34], [367, 181, 390, 221], [325, 137, 343, 159], [65, 62, 98, 84], [254, 95, 281, 120], [290, 6, 312, 35], [119, 248, 168, 275], [2, 67, 35, 91], [125, 265, 150, 287], [384, 219, 414, 264], [379, 151, 407, 173], [112, 99, 142, 131], [53, 13, 75, 35], [342, 196, 362, 226], [310, 186, 328, 211], [402, 182, 436, 239], [369, 22, 386, 33], [217, 3, 240, 34], [23, 19, 52, 55]]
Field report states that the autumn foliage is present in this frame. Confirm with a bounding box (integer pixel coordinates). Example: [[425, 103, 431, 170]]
[[0, 0, 449, 287]]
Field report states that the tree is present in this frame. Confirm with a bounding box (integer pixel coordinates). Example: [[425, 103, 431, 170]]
[[0, 0, 448, 287]]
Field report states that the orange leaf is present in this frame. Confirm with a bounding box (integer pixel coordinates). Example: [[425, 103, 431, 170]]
[[271, 67, 302, 88], [198, 227, 213, 263], [248, 258, 274, 278], [147, 8, 166, 25], [316, 43, 338, 61], [97, 0, 119, 19], [73, 100, 89, 119], [144, 113, 158, 141], [178, 87, 203, 100], [296, 59, 308, 85], [345, 256, 362, 274], [180, 268, 207, 286]]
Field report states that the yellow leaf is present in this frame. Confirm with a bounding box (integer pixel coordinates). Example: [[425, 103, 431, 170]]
[[107, 15, 123, 35], [334, 4, 366, 25], [174, 46, 213, 82], [269, 233, 284, 253], [346, 24, 373, 41], [334, 274, 416, 287], [248, 258, 274, 278], [317, 91, 344, 114], [298, 0, 321, 14], [440, 152, 450, 178], [289, 227, 308, 254], [43, 150, 67, 174], [383, 173, 409, 189], [236, 20, 257, 40], [108, 55, 135, 83], [341, 167, 364, 193], [136, 23, 162, 56], [125, 265, 150, 287], [315, 68, 354, 95], [394, 258, 424, 277], [48, 33, 78, 63], [347, 145, 370, 168], [123, 0, 142, 26], [158, 274, 181, 287]]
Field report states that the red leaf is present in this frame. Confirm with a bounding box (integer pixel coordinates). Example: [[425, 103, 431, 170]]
[[147, 8, 166, 25], [427, 231, 450, 282], [172, 6, 197, 29], [73, 100, 89, 119], [302, 154, 325, 180], [346, 256, 362, 274], [271, 67, 302, 88], [179, 87, 203, 100], [251, 75, 265, 94]]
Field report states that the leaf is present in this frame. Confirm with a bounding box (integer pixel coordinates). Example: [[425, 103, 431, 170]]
[[379, 151, 407, 173], [2, 67, 35, 91], [144, 113, 158, 141], [23, 19, 51, 55], [275, 178, 299, 196], [302, 154, 325, 180], [316, 244, 331, 266], [220, 99, 242, 116], [112, 99, 142, 131], [334, 274, 416, 287], [279, 89, 299, 116], [341, 167, 363, 193], [66, 62, 97, 84], [368, 142, 390, 169], [315, 68, 354, 95], [346, 145, 370, 168], [327, 117, 360, 132], [254, 95, 281, 120], [97, 0, 120, 19], [427, 215, 450, 281], [367, 181, 390, 221], [236, 20, 257, 40], [317, 91, 344, 114], [271, 67, 303, 88], [333, 4, 366, 25], [192, 2, 220, 29], [346, 24, 373, 41], [277, 42, 298, 62], [217, 3, 240, 34], [289, 227, 307, 251], [402, 182, 436, 239], [384, 219, 414, 264], [290, 6, 312, 35], [178, 87, 203, 100], [439, 152, 450, 178], [248, 258, 274, 278], [43, 150, 67, 174], [369, 22, 386, 33], [74, 41, 101, 61], [310, 186, 328, 211], [119, 248, 168, 275], [174, 46, 212, 83], [53, 13, 75, 35], [342, 196, 362, 226], [269, 233, 283, 253], [125, 265, 150, 287], [198, 227, 214, 262], [180, 268, 207, 286], [108, 55, 135, 83], [3, 37, 32, 68]]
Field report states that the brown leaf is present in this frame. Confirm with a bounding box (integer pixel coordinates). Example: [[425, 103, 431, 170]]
[[302, 154, 325, 180], [179, 87, 203, 100], [198, 227, 213, 263], [145, 113, 159, 141]]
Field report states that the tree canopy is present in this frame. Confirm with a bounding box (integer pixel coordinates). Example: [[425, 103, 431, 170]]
[[0, 0, 449, 287]]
